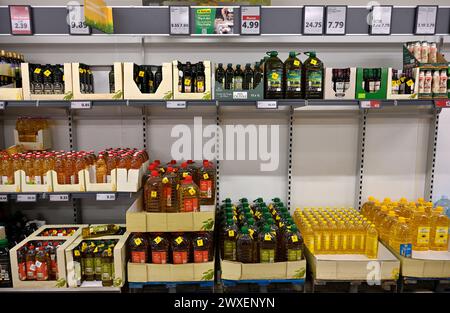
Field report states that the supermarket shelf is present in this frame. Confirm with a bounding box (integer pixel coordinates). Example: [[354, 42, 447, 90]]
[[0, 190, 141, 201], [0, 287, 121, 293], [129, 281, 215, 289], [222, 278, 305, 287]]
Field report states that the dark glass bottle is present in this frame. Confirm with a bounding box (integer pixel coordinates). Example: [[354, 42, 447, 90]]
[[224, 63, 234, 90], [216, 63, 225, 88]]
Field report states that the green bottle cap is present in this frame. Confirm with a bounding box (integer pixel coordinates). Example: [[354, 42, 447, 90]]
[[267, 51, 278, 57], [248, 218, 255, 225], [305, 51, 316, 58], [236, 64, 241, 69], [263, 224, 271, 233], [226, 218, 234, 225], [245, 212, 253, 219], [272, 197, 281, 202], [289, 51, 298, 58], [264, 212, 272, 219], [254, 197, 264, 203], [290, 225, 298, 232], [241, 226, 249, 234], [240, 198, 248, 203], [223, 198, 231, 203]]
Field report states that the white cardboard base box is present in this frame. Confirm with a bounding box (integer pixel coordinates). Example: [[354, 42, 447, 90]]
[[51, 169, 86, 192], [84, 166, 117, 192], [324, 67, 356, 100], [0, 170, 21, 192], [116, 160, 149, 192], [14, 128, 52, 151], [20, 170, 53, 192], [305, 242, 400, 281], [0, 87, 23, 100], [386, 67, 419, 100]]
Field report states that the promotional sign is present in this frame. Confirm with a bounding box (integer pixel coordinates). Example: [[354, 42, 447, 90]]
[[170, 6, 190, 35], [303, 6, 324, 35], [84, 0, 114, 34], [194, 7, 235, 35], [370, 6, 392, 35], [325, 6, 346, 35], [415, 6, 438, 35], [68, 5, 91, 35], [240, 6, 261, 35], [9, 5, 33, 35]]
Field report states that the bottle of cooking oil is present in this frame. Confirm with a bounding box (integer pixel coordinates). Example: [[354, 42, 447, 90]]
[[284, 51, 302, 99], [312, 221, 322, 254], [321, 218, 331, 254], [303, 51, 323, 99], [361, 196, 376, 217], [389, 217, 412, 255], [356, 221, 366, 253], [411, 206, 430, 251], [338, 220, 348, 253], [302, 222, 315, 253], [365, 223, 378, 259], [329, 220, 339, 254], [348, 221, 358, 253], [379, 211, 397, 242], [374, 206, 389, 230], [263, 51, 284, 99], [430, 207, 449, 251]]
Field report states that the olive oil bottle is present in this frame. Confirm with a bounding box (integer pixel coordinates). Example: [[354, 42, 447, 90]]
[[303, 51, 324, 99], [284, 51, 302, 99], [264, 51, 283, 99]]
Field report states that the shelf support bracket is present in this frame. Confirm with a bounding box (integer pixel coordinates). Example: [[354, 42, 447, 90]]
[[355, 109, 367, 210]]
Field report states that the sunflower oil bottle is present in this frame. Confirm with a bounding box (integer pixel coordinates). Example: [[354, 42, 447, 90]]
[[302, 222, 315, 253], [411, 206, 431, 251], [430, 207, 449, 251], [379, 211, 397, 242], [365, 223, 379, 259], [389, 217, 413, 257], [361, 196, 376, 217]]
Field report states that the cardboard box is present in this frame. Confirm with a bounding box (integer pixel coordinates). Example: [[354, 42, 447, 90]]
[[387, 67, 419, 100], [214, 64, 263, 100], [355, 68, 388, 100], [21, 63, 73, 101], [20, 170, 53, 192], [84, 166, 117, 192], [65, 228, 129, 288], [51, 170, 86, 192], [305, 242, 400, 281], [72, 62, 123, 100], [221, 259, 306, 281], [28, 224, 86, 239], [0, 170, 21, 192], [403, 43, 449, 70], [116, 160, 149, 192], [172, 60, 212, 100], [9, 225, 84, 288], [123, 62, 173, 100], [14, 128, 52, 151], [0, 64, 23, 100], [324, 67, 356, 100], [126, 194, 215, 232]]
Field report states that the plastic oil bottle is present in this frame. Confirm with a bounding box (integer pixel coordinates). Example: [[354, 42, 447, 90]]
[[263, 51, 284, 99], [302, 222, 315, 253], [430, 207, 449, 251], [193, 232, 211, 263], [144, 170, 163, 212], [365, 223, 379, 259], [284, 51, 302, 99], [222, 218, 238, 261], [379, 211, 397, 242], [172, 233, 189, 264], [411, 206, 430, 251], [198, 160, 215, 206], [150, 233, 169, 264], [1, 155, 14, 185], [178, 175, 199, 212], [389, 217, 412, 256], [237, 226, 256, 263], [259, 224, 277, 263], [361, 196, 376, 217], [303, 51, 323, 99], [95, 154, 107, 184], [285, 225, 303, 261], [161, 166, 179, 213]]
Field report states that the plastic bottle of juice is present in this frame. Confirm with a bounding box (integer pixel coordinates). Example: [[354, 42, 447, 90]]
[[95, 154, 107, 184], [284, 51, 302, 99], [259, 224, 277, 263], [129, 233, 149, 263], [430, 207, 449, 251], [365, 223, 379, 259], [150, 233, 169, 264], [222, 219, 238, 261], [178, 175, 199, 212], [171, 233, 189, 264], [144, 170, 162, 212], [303, 51, 324, 99], [389, 217, 412, 256], [379, 211, 397, 242], [161, 166, 179, 213], [101, 248, 114, 287], [411, 206, 431, 251], [236, 226, 255, 263], [264, 51, 284, 99], [193, 232, 211, 263], [198, 160, 216, 206], [35, 246, 49, 281]]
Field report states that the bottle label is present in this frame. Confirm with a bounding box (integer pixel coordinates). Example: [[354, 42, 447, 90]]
[[435, 226, 448, 245], [183, 197, 198, 212], [36, 260, 48, 281], [84, 258, 94, 275], [95, 257, 102, 275], [70, 175, 76, 185], [287, 249, 302, 261], [18, 261, 27, 280], [267, 70, 283, 92], [173, 251, 188, 264], [417, 226, 431, 244], [163, 186, 172, 207], [224, 241, 236, 261], [200, 180, 213, 199], [152, 251, 167, 264], [260, 249, 275, 263], [294, 60, 300, 66], [291, 235, 298, 243], [286, 70, 301, 91], [131, 251, 147, 263], [101, 263, 112, 281], [228, 230, 235, 237], [307, 70, 322, 92], [194, 250, 209, 263], [197, 239, 204, 247], [400, 243, 412, 258], [234, 77, 243, 90], [197, 81, 205, 92], [151, 191, 158, 199], [264, 234, 272, 241], [26, 261, 36, 279], [50, 254, 57, 276]]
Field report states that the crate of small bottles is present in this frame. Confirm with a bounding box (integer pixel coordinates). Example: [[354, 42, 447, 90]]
[[214, 62, 264, 100], [0, 50, 24, 100], [18, 151, 54, 193], [361, 197, 450, 278], [14, 117, 52, 151], [0, 150, 21, 192], [355, 67, 388, 100], [324, 67, 356, 100], [21, 63, 73, 101], [65, 224, 129, 288], [72, 62, 123, 100], [127, 232, 214, 283], [9, 225, 86, 288], [387, 68, 419, 100], [123, 62, 173, 100], [127, 159, 216, 232], [219, 198, 306, 281], [294, 207, 400, 281], [172, 60, 212, 100]]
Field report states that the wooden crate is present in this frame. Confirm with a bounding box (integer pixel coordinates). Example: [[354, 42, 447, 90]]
[[51, 169, 86, 192], [172, 60, 212, 100], [20, 170, 53, 192], [0, 170, 21, 192], [28, 224, 86, 239], [14, 128, 52, 151]]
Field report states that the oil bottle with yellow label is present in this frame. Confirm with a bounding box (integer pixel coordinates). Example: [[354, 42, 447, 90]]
[[264, 51, 284, 99]]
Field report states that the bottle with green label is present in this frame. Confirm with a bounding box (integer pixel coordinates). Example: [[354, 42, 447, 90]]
[[303, 51, 324, 99], [259, 224, 277, 263], [284, 225, 303, 262], [221, 218, 238, 261], [101, 248, 114, 287], [264, 51, 284, 99], [284, 51, 302, 99]]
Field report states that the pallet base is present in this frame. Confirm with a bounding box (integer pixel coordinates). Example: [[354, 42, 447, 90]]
[[400, 276, 450, 293], [221, 279, 305, 293], [308, 277, 397, 293], [128, 281, 215, 293]]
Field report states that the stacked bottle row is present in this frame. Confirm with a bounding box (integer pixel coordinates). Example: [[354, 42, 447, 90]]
[[331, 68, 352, 95], [28, 64, 65, 95], [133, 64, 163, 94], [361, 197, 449, 255], [15, 117, 49, 142], [78, 64, 95, 94], [391, 69, 417, 95], [39, 227, 78, 237], [418, 69, 447, 95], [293, 208, 379, 258], [176, 61, 206, 94], [0, 50, 25, 88], [220, 198, 304, 264], [406, 41, 439, 64], [129, 232, 213, 265], [215, 63, 263, 91], [144, 159, 216, 213]]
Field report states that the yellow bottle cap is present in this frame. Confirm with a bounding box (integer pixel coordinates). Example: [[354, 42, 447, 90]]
[[398, 217, 406, 223]]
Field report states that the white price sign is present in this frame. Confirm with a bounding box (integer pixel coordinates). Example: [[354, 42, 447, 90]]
[[96, 193, 116, 201], [17, 194, 36, 202], [325, 6, 346, 35], [415, 6, 438, 35], [166, 101, 187, 109], [303, 6, 324, 35], [0, 101, 5, 110], [9, 5, 33, 35], [71, 101, 91, 109], [170, 6, 190, 35], [240, 6, 261, 35], [257, 101, 277, 109], [0, 195, 8, 202], [50, 194, 69, 202], [233, 91, 248, 100], [370, 6, 392, 35], [68, 5, 91, 35]]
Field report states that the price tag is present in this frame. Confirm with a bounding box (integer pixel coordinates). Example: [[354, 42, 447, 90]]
[[0, 101, 5, 110], [370, 6, 392, 35], [67, 5, 91, 35], [170, 6, 190, 35], [360, 100, 381, 109], [233, 91, 248, 100], [71, 101, 91, 109], [303, 6, 324, 35], [240, 6, 261, 35], [17, 194, 36, 202], [96, 193, 116, 201], [50, 194, 69, 202], [9, 5, 33, 35], [257, 101, 277, 109], [0, 195, 8, 202], [435, 100, 450, 108], [325, 6, 346, 35], [415, 6, 438, 35], [166, 101, 187, 109]]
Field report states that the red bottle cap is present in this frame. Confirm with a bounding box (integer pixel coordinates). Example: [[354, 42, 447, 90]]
[[203, 160, 210, 167], [167, 167, 174, 173], [182, 175, 193, 183], [181, 162, 188, 168], [151, 170, 159, 177]]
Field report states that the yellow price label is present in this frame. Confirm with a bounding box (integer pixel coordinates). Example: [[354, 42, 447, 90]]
[[175, 236, 183, 245], [249, 229, 255, 239], [52, 230, 58, 235], [271, 72, 279, 80], [406, 79, 414, 87], [139, 71, 145, 77], [188, 188, 196, 196], [154, 236, 162, 244], [94, 247, 98, 253], [182, 172, 188, 178], [184, 79, 191, 86], [198, 81, 204, 89], [276, 215, 281, 221], [294, 60, 300, 66], [151, 191, 158, 198], [134, 238, 142, 246], [176, 184, 180, 190], [291, 235, 298, 243], [203, 173, 209, 180], [74, 250, 80, 257], [228, 230, 235, 237], [44, 70, 52, 77], [34, 68, 41, 74], [197, 239, 204, 247], [79, 68, 84, 74], [310, 59, 318, 65], [162, 177, 169, 184], [107, 248, 112, 257], [264, 234, 272, 241]]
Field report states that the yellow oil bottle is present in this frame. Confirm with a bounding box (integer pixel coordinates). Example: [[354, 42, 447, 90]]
[[338, 220, 348, 253], [312, 221, 322, 254], [302, 222, 315, 253], [389, 217, 412, 255], [379, 211, 397, 242], [356, 221, 366, 253], [411, 206, 430, 251], [348, 221, 357, 253], [361, 196, 376, 217], [365, 223, 379, 259], [330, 220, 339, 253], [320, 218, 331, 254], [374, 206, 389, 230], [430, 207, 449, 251]]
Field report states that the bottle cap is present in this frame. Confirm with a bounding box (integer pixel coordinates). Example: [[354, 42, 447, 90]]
[[151, 170, 159, 177], [182, 175, 193, 183], [241, 226, 249, 234], [289, 51, 299, 58], [267, 51, 278, 57]]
